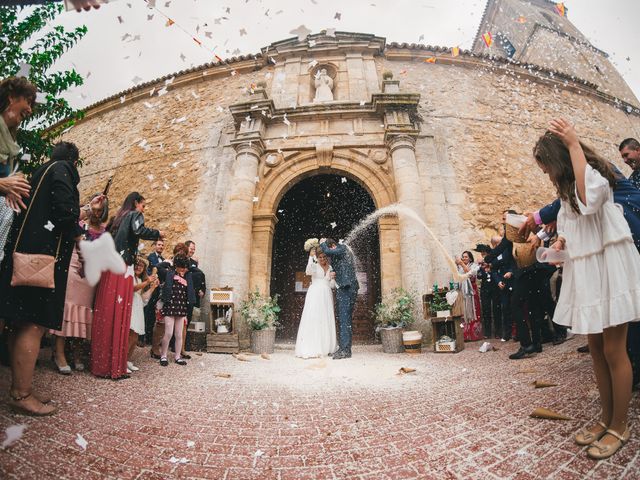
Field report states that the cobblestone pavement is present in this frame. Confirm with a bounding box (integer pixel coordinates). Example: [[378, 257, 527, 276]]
[[1, 337, 639, 479]]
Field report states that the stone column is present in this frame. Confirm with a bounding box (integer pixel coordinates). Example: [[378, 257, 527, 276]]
[[378, 216, 401, 294], [218, 140, 264, 343], [249, 213, 278, 295], [386, 134, 431, 294]]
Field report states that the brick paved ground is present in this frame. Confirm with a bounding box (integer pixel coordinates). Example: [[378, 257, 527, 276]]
[[1, 337, 639, 479]]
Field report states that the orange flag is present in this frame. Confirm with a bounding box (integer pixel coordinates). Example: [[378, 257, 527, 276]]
[[166, 18, 175, 27], [451, 47, 459, 57], [424, 57, 436, 63], [482, 32, 493, 48], [555, 3, 565, 16]]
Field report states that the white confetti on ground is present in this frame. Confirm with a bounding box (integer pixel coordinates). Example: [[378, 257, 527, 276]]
[[186, 440, 195, 448], [75, 433, 88, 451], [2, 424, 25, 449]]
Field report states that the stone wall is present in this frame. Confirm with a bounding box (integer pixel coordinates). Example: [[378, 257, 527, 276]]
[[61, 43, 640, 335]]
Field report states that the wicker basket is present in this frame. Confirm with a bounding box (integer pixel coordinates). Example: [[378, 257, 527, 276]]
[[505, 223, 527, 243], [513, 242, 536, 269], [250, 329, 276, 354], [380, 327, 404, 353]]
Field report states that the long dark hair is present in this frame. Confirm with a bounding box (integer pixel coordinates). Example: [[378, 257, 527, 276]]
[[533, 131, 615, 213], [462, 250, 474, 263], [108, 192, 144, 235]]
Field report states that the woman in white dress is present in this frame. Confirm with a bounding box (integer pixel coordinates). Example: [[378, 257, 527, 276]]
[[128, 258, 158, 372], [534, 118, 640, 460], [295, 248, 337, 358]]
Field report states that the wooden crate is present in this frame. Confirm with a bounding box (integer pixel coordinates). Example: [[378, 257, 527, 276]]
[[186, 331, 207, 352], [207, 333, 240, 354], [431, 316, 465, 353], [423, 290, 463, 319]]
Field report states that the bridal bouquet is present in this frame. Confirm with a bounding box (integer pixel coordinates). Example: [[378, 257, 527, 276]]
[[304, 237, 319, 252]]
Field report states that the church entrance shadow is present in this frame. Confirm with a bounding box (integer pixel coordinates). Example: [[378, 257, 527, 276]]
[[270, 174, 381, 343]]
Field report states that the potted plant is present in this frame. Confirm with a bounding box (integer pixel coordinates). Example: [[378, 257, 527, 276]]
[[240, 289, 281, 354], [430, 289, 451, 318], [382, 70, 394, 80], [374, 288, 416, 353]]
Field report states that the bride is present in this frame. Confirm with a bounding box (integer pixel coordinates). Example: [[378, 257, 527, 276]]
[[295, 247, 337, 358]]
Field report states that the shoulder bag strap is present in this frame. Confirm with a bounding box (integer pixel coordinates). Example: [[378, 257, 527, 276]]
[[13, 161, 63, 257]]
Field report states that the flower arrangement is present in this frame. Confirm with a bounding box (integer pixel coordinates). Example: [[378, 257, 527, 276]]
[[374, 288, 416, 329], [240, 289, 281, 331], [382, 70, 394, 80], [304, 237, 319, 252]]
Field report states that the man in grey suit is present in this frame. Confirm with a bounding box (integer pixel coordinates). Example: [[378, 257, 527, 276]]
[[320, 238, 359, 359]]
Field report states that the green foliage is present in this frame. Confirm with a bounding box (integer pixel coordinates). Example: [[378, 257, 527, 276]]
[[240, 289, 281, 331], [0, 3, 86, 173], [430, 290, 450, 313], [374, 288, 416, 329]]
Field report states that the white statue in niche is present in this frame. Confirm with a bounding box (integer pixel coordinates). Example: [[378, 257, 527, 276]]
[[313, 69, 334, 102]]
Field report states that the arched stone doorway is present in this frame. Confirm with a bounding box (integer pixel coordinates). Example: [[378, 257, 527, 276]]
[[270, 174, 381, 343]]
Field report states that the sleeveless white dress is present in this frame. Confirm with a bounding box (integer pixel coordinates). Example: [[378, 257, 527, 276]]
[[130, 277, 150, 335], [554, 165, 640, 334], [295, 256, 338, 358]]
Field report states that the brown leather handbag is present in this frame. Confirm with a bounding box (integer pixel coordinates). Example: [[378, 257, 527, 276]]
[[10, 162, 61, 289]]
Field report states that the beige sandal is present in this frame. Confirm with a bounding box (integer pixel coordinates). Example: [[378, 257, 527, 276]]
[[587, 428, 630, 460], [8, 392, 57, 417], [575, 420, 608, 446]]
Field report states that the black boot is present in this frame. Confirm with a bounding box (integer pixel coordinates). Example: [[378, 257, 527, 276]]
[[509, 345, 536, 360]]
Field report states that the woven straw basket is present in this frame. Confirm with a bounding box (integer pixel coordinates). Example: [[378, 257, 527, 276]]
[[505, 223, 527, 243], [512, 242, 536, 269]]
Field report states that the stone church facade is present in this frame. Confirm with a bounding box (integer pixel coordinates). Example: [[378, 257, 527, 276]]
[[62, 0, 640, 345]]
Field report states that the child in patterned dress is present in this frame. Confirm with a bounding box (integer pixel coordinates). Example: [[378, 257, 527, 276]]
[[159, 254, 195, 366]]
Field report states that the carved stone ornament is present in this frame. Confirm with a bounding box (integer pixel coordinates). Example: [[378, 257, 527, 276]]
[[370, 149, 388, 165], [315, 142, 334, 167], [264, 152, 283, 168]]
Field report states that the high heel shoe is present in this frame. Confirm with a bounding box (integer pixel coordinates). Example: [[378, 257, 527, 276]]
[[587, 428, 631, 460], [52, 355, 72, 375], [575, 421, 607, 445]]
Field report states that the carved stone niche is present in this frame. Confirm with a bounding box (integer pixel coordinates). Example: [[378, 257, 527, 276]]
[[310, 64, 338, 103]]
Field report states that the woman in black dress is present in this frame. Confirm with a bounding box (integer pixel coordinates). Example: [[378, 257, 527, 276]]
[[0, 142, 82, 415]]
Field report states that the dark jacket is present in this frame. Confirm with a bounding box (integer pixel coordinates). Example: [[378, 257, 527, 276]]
[[113, 211, 160, 266], [485, 236, 516, 285], [0, 160, 81, 329], [319, 241, 359, 290], [161, 269, 196, 307], [147, 251, 165, 269]]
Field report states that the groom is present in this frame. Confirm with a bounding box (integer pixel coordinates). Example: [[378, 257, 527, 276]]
[[319, 238, 359, 359]]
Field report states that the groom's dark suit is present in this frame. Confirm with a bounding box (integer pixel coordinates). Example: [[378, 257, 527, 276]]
[[320, 241, 359, 355]]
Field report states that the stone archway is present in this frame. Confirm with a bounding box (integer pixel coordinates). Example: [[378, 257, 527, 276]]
[[270, 173, 380, 342], [248, 151, 401, 303]]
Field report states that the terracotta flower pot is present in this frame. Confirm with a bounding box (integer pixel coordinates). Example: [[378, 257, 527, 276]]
[[250, 329, 276, 354], [380, 327, 404, 353]]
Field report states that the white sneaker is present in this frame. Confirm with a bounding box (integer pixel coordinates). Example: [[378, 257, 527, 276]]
[[127, 362, 139, 372], [126, 368, 132, 374]]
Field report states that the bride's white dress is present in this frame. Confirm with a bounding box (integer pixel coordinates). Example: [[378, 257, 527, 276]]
[[295, 256, 337, 358]]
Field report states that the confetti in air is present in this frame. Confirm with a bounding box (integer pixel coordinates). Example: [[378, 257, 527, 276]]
[[44, 221, 54, 231]]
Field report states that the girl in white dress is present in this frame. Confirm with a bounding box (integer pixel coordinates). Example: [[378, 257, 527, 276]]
[[534, 118, 640, 460], [295, 248, 338, 358], [128, 258, 158, 372]]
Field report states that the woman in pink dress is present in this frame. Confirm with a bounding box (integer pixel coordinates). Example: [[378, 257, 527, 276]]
[[50, 195, 107, 373], [457, 251, 483, 342]]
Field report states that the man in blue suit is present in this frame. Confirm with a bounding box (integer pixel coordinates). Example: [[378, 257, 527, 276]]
[[320, 238, 359, 359]]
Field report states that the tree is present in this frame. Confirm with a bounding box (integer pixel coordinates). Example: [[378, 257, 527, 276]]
[[0, 3, 86, 173]]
